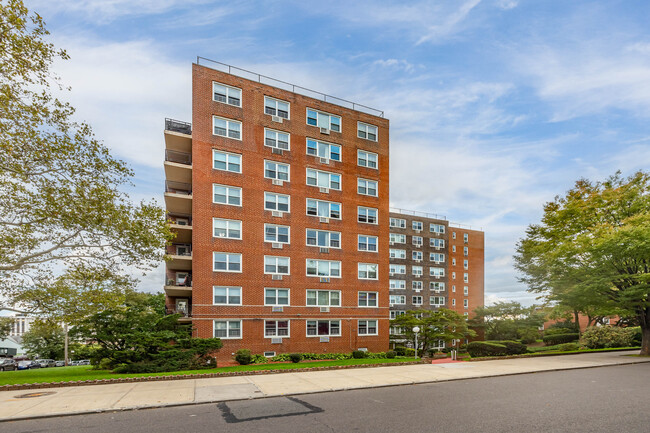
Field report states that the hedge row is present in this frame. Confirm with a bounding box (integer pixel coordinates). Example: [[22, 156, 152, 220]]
[[467, 340, 528, 357], [542, 333, 580, 346]]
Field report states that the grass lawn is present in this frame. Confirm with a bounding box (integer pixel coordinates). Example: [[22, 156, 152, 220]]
[[0, 357, 416, 386]]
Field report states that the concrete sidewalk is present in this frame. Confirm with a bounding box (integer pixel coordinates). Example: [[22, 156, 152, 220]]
[[1, 350, 648, 422]]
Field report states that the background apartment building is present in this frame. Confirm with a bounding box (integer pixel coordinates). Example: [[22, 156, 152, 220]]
[[164, 60, 390, 360]]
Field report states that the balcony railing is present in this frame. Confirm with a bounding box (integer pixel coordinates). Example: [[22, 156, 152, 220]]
[[165, 118, 192, 135], [167, 243, 192, 256], [167, 213, 192, 226], [165, 181, 192, 195], [165, 273, 192, 287], [166, 305, 191, 317], [165, 149, 192, 165]]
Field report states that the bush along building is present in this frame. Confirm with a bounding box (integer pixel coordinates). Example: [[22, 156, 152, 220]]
[[388, 209, 485, 349], [164, 59, 390, 362]]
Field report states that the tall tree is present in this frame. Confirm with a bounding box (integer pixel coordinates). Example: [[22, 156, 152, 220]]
[[470, 301, 546, 341], [0, 316, 13, 340], [390, 309, 474, 353], [0, 1, 172, 308], [514, 171, 650, 355], [22, 319, 65, 360]]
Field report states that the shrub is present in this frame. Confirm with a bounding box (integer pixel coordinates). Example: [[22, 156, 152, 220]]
[[467, 342, 508, 357], [542, 333, 580, 346], [547, 321, 579, 334], [352, 350, 367, 359], [235, 349, 252, 365], [289, 353, 302, 363], [394, 346, 406, 356], [386, 350, 396, 359], [251, 354, 269, 364], [580, 326, 635, 349], [404, 348, 415, 357], [365, 352, 386, 359], [518, 328, 540, 344], [625, 327, 642, 346], [487, 340, 528, 355], [555, 343, 580, 351]]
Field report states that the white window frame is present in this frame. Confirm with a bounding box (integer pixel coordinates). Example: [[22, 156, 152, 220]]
[[264, 288, 290, 306], [306, 229, 341, 249], [464, 273, 469, 283], [306, 320, 341, 337], [264, 96, 290, 119], [464, 233, 469, 243], [430, 296, 445, 306], [412, 221, 423, 231], [464, 286, 469, 296], [357, 149, 378, 169], [213, 218, 242, 240], [213, 184, 242, 206], [264, 160, 290, 182], [264, 256, 290, 275], [213, 286, 242, 305], [264, 128, 290, 150], [213, 149, 242, 173], [358, 206, 378, 224], [412, 266, 423, 277], [430, 267, 445, 277], [212, 115, 242, 140], [306, 138, 341, 161], [213, 82, 242, 107], [357, 178, 378, 197], [390, 279, 406, 289], [213, 320, 242, 339], [464, 299, 469, 308], [306, 198, 341, 219], [464, 259, 469, 270], [412, 236, 423, 246], [358, 263, 378, 280], [389, 295, 406, 305], [431, 282, 446, 291], [213, 252, 242, 273], [389, 249, 406, 259], [412, 296, 423, 306], [390, 233, 406, 244], [412, 251, 423, 261], [358, 292, 378, 307], [264, 192, 290, 213], [264, 224, 290, 244], [389, 218, 406, 228], [306, 290, 341, 307], [306, 259, 341, 278], [412, 281, 423, 290], [358, 235, 378, 252], [264, 320, 290, 338], [358, 320, 378, 336], [306, 108, 341, 132], [389, 264, 406, 274], [430, 223, 445, 234], [430, 253, 445, 263], [430, 238, 445, 248], [357, 121, 378, 141], [306, 168, 341, 190], [390, 311, 406, 319]]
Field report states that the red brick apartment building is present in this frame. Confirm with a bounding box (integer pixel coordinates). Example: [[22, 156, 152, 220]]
[[164, 60, 390, 360]]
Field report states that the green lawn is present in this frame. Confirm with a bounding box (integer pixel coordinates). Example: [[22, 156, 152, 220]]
[[0, 357, 416, 386]]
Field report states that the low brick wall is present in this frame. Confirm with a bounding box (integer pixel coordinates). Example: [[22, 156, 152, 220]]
[[1, 360, 428, 392]]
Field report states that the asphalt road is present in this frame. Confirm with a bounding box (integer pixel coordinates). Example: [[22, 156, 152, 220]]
[[3, 363, 649, 433]]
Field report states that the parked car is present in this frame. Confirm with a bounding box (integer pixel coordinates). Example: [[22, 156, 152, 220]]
[[37, 359, 55, 368], [77, 359, 91, 366], [69, 360, 80, 366], [0, 359, 17, 371], [55, 360, 65, 367], [17, 360, 41, 370]]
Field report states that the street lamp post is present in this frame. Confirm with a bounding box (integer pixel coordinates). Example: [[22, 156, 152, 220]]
[[413, 326, 420, 359]]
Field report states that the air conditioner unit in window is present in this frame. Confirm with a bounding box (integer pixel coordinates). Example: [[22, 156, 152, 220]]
[[320, 277, 330, 283], [271, 211, 283, 217], [319, 187, 329, 193], [272, 274, 283, 280], [271, 115, 283, 123], [320, 307, 330, 313], [272, 148, 284, 155], [319, 247, 329, 254], [271, 306, 283, 312], [320, 127, 330, 135], [272, 179, 283, 186], [319, 217, 329, 223], [320, 336, 330, 342], [415, 229, 421, 233], [389, 272, 395, 276], [271, 337, 283, 344], [414, 288, 422, 293], [319, 157, 329, 164], [415, 259, 421, 263], [271, 242, 283, 249], [389, 241, 395, 246]]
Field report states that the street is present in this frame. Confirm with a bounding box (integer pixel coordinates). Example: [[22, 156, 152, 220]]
[[3, 363, 649, 433]]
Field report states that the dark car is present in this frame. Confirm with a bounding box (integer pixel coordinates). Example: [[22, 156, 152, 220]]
[[17, 360, 41, 370], [0, 359, 17, 371]]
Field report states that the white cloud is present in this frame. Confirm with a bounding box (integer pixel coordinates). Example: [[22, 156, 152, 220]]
[[495, 0, 518, 10], [373, 59, 416, 73], [416, 0, 482, 45]]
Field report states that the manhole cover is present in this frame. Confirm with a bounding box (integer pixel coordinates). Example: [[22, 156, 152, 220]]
[[14, 391, 56, 399]]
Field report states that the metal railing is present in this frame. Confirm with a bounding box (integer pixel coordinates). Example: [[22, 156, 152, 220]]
[[166, 305, 191, 317], [165, 118, 192, 135], [165, 273, 192, 287], [165, 181, 192, 195], [390, 207, 447, 221], [196, 57, 385, 118], [449, 222, 484, 231], [165, 149, 192, 165], [168, 243, 192, 256], [167, 213, 192, 226]]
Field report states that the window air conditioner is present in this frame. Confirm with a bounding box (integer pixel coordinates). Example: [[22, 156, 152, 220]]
[[319, 247, 329, 254], [272, 148, 284, 155], [272, 179, 283, 186], [271, 274, 283, 280], [319, 217, 329, 223], [271, 306, 283, 312], [271, 211, 283, 217], [271, 115, 283, 123], [320, 127, 330, 135], [271, 338, 283, 344], [271, 242, 283, 249], [320, 307, 330, 313], [320, 277, 330, 283], [320, 336, 330, 342], [319, 187, 329, 193], [319, 157, 329, 164]]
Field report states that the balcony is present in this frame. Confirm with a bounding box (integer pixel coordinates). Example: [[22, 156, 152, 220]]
[[166, 243, 192, 271], [168, 213, 192, 243], [165, 181, 192, 214], [164, 150, 192, 183], [164, 118, 192, 154], [165, 118, 192, 135], [166, 304, 192, 321]]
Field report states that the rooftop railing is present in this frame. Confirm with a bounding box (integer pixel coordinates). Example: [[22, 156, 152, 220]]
[[165, 118, 192, 135], [196, 57, 385, 118], [390, 207, 447, 222], [449, 222, 484, 231]]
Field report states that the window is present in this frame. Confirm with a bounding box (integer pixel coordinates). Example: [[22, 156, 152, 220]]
[[265, 288, 289, 306], [306, 290, 340, 307], [452, 232, 456, 239], [412, 251, 423, 261], [464, 312, 469, 317], [264, 256, 290, 275], [464, 299, 469, 309], [389, 249, 406, 259], [390, 233, 406, 244], [213, 253, 241, 272], [412, 266, 423, 277], [412, 296, 423, 306], [357, 122, 378, 141], [306, 320, 340, 336], [306, 259, 341, 277], [430, 296, 445, 306], [213, 184, 241, 206], [390, 279, 406, 289], [358, 206, 378, 224], [430, 253, 445, 263], [430, 282, 445, 291], [264, 192, 290, 212], [264, 96, 289, 119], [464, 233, 469, 243], [265, 320, 289, 337], [464, 246, 469, 256], [430, 223, 445, 234], [213, 286, 241, 305], [358, 263, 378, 280], [358, 150, 378, 169], [358, 292, 378, 307], [213, 82, 241, 107], [357, 178, 378, 196], [389, 217, 406, 228], [464, 273, 469, 283], [264, 224, 290, 244], [358, 235, 378, 252], [264, 161, 290, 181], [264, 128, 290, 150], [213, 116, 241, 140], [452, 299, 456, 306], [412, 281, 423, 290], [412, 236, 423, 246], [213, 218, 242, 239], [390, 310, 406, 319], [430, 238, 445, 248], [452, 258, 456, 266], [464, 286, 469, 296], [306, 108, 341, 132], [452, 272, 456, 279], [452, 245, 456, 252], [390, 264, 406, 274], [464, 259, 469, 270], [412, 221, 423, 231], [452, 285, 456, 293], [306, 198, 341, 219], [389, 295, 406, 305], [213, 149, 241, 173], [306, 168, 341, 190], [358, 320, 378, 335], [430, 267, 445, 277], [214, 320, 241, 339], [306, 229, 341, 248], [306, 138, 341, 161]]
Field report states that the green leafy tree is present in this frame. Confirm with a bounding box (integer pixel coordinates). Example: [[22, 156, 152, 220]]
[[470, 301, 546, 341], [514, 171, 650, 355], [22, 319, 65, 359], [0, 1, 172, 311], [390, 309, 475, 353], [0, 316, 13, 339]]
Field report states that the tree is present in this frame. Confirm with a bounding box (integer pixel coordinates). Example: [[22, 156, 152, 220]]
[[0, 316, 13, 339], [22, 319, 65, 359], [0, 1, 172, 310], [470, 301, 546, 341], [390, 309, 474, 353], [514, 171, 650, 355]]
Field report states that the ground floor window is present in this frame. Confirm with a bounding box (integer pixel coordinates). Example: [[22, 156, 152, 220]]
[[358, 320, 378, 335], [214, 320, 241, 339], [306, 320, 340, 336]]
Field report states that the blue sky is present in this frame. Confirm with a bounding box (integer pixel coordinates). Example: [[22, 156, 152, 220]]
[[28, 0, 650, 305]]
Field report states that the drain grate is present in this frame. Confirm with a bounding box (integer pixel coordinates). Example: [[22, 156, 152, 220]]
[[14, 391, 57, 399]]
